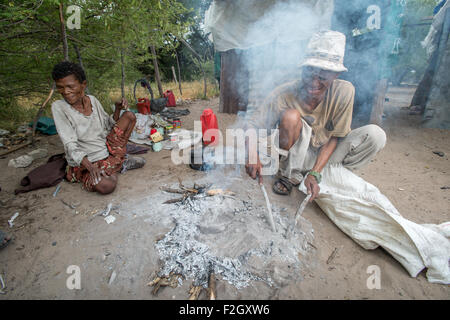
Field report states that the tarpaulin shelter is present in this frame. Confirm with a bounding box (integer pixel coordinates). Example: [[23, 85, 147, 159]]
[[205, 0, 334, 115], [205, 0, 404, 128]]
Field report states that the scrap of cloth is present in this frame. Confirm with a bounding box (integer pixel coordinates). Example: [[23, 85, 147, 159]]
[[66, 125, 127, 192], [299, 165, 450, 284], [14, 153, 67, 195]]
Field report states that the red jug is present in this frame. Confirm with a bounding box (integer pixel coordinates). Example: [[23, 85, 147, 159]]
[[137, 98, 151, 115], [163, 90, 176, 107], [200, 109, 219, 146]]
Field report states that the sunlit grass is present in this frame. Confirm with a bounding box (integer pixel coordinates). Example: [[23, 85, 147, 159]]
[[2, 80, 219, 132]]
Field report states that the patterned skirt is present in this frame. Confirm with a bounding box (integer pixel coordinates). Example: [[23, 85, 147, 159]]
[[66, 126, 127, 191]]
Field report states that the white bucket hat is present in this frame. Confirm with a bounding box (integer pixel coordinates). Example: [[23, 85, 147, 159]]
[[301, 30, 348, 72]]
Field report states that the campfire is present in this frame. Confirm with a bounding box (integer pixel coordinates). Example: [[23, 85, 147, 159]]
[[146, 177, 315, 299]]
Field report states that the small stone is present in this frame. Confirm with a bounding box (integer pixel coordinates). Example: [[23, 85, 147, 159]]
[[52, 242, 57, 246]]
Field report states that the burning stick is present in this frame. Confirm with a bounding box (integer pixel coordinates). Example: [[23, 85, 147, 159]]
[[147, 273, 182, 296], [206, 189, 235, 197], [208, 273, 216, 300], [188, 285, 202, 300], [294, 194, 311, 228], [260, 184, 277, 232], [287, 194, 311, 238]]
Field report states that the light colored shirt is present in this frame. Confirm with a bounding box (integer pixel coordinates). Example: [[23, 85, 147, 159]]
[[51, 95, 116, 167], [247, 79, 355, 148]]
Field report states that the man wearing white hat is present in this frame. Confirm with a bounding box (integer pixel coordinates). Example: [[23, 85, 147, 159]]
[[246, 30, 386, 201]]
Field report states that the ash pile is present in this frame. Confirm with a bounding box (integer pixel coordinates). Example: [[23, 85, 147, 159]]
[[153, 181, 315, 291]]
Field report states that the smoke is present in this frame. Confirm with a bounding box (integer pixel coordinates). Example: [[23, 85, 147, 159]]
[[240, 0, 333, 119]]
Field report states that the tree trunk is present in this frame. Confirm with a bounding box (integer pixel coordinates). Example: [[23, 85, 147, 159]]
[[175, 50, 183, 96], [120, 48, 125, 98], [58, 2, 69, 61], [73, 44, 89, 94], [369, 79, 388, 126], [150, 45, 164, 97]]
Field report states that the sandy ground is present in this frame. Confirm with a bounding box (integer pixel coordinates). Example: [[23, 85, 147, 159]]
[[0, 86, 449, 300]]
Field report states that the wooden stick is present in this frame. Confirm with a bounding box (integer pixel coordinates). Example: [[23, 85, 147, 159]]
[[188, 285, 202, 300], [208, 273, 216, 300], [294, 194, 311, 228], [172, 66, 179, 89], [0, 139, 37, 157], [58, 2, 69, 61], [326, 247, 339, 265], [150, 45, 164, 97], [175, 50, 183, 96], [120, 48, 125, 99], [32, 84, 55, 142], [260, 184, 276, 232]]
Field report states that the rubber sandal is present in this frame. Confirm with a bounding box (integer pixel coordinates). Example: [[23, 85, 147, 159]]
[[272, 177, 294, 196], [0, 230, 11, 250], [121, 155, 146, 173]]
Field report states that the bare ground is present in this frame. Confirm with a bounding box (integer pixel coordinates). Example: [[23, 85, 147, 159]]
[[0, 86, 449, 300]]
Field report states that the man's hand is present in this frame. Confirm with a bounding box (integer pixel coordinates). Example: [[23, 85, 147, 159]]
[[114, 98, 129, 111], [245, 154, 263, 184], [304, 174, 320, 202]]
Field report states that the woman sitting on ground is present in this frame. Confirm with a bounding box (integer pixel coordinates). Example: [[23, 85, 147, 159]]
[[51, 61, 145, 194]]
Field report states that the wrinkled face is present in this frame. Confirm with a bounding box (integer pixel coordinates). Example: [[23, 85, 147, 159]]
[[301, 66, 339, 99], [55, 74, 86, 105]]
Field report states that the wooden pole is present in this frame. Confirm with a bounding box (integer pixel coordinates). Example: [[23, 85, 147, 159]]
[[171, 66, 180, 95], [150, 45, 164, 97], [31, 84, 55, 144], [369, 78, 388, 126], [175, 50, 183, 96], [73, 44, 90, 95], [58, 2, 69, 61], [120, 48, 125, 98]]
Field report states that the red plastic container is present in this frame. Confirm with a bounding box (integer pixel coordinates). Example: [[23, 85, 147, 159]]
[[137, 98, 151, 114], [163, 90, 176, 107], [200, 108, 219, 146]]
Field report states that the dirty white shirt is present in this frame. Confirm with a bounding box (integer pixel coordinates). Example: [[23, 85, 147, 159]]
[[51, 95, 116, 167]]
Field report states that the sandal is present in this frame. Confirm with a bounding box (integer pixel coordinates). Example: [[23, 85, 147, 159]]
[[272, 176, 295, 196], [0, 230, 11, 250]]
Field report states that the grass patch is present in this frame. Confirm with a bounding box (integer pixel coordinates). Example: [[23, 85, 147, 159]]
[[1, 80, 220, 132]]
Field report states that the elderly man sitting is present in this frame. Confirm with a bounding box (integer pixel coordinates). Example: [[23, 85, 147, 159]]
[[51, 61, 145, 194], [245, 30, 386, 202]]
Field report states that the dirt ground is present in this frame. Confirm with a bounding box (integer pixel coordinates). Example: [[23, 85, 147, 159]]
[[0, 86, 449, 300]]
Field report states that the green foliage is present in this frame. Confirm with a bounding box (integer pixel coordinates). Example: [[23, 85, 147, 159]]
[[0, 0, 192, 99]]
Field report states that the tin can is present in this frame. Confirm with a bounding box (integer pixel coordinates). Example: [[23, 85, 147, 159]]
[[173, 118, 181, 129]]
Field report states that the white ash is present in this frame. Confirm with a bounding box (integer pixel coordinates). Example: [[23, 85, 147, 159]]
[[154, 187, 314, 289]]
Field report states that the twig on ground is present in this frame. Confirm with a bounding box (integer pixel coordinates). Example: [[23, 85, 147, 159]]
[[326, 247, 339, 265]]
